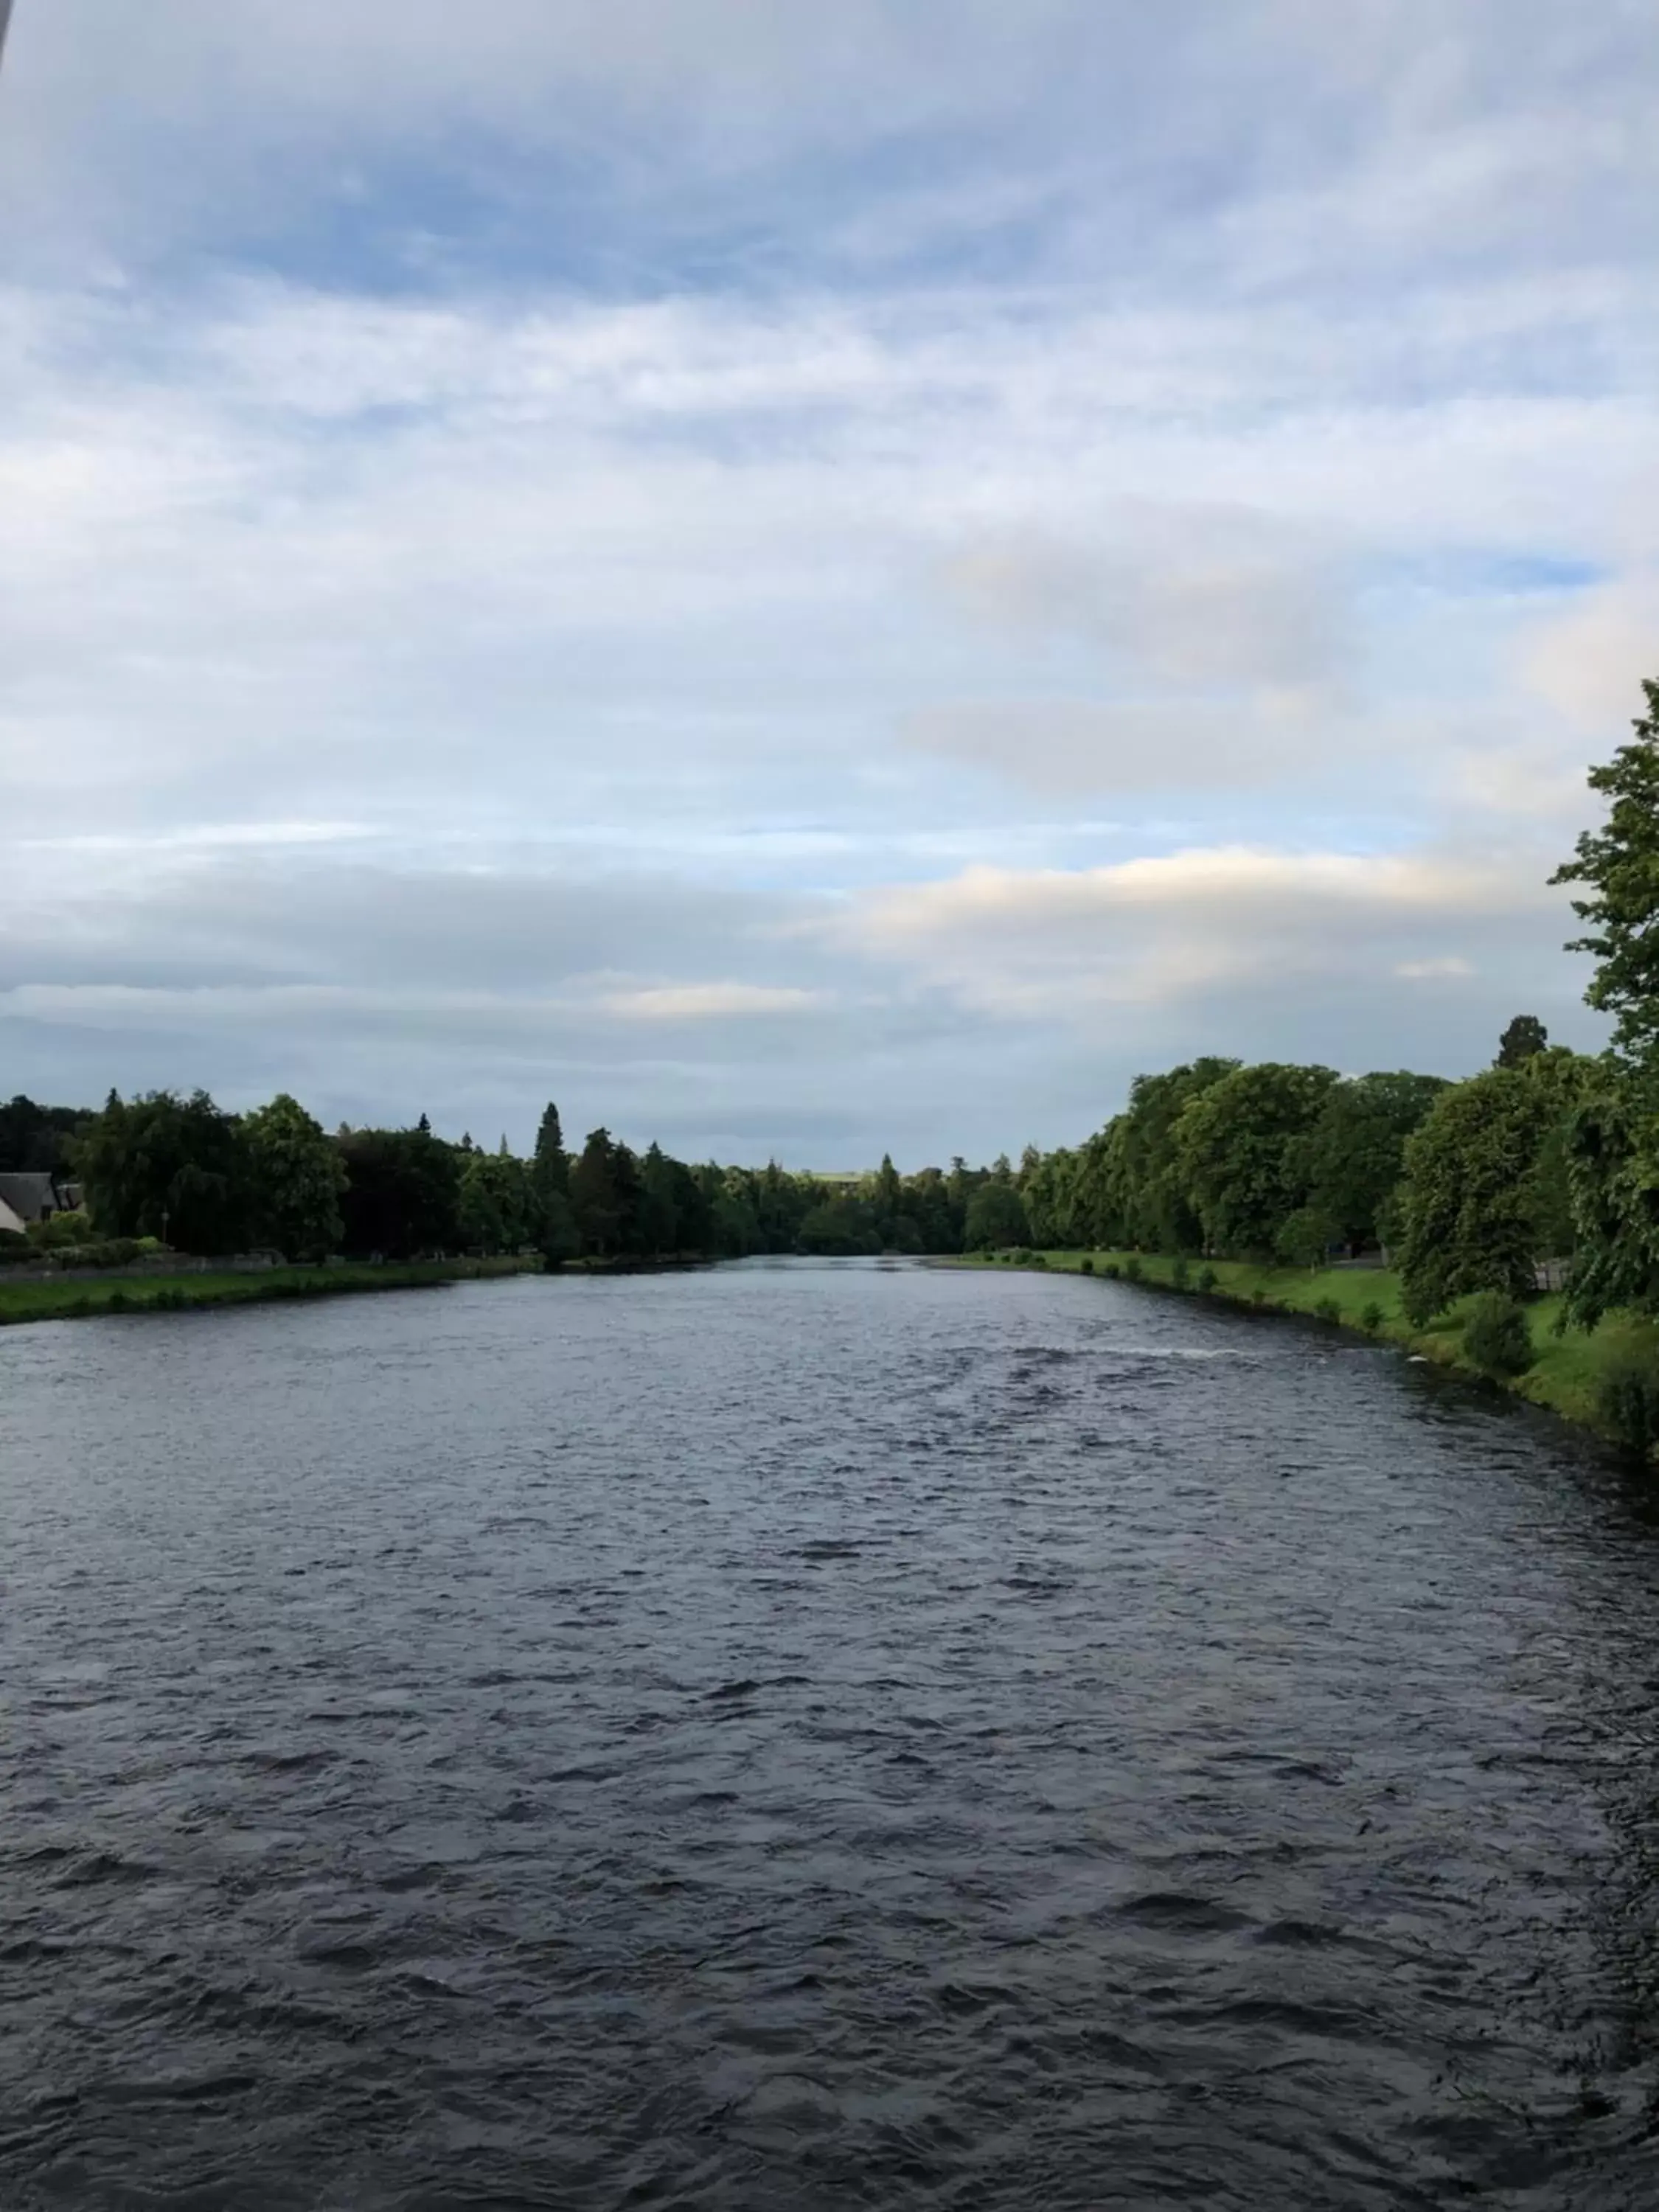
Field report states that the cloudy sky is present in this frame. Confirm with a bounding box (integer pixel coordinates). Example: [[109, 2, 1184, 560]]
[[1, 3, 1653, 1163]]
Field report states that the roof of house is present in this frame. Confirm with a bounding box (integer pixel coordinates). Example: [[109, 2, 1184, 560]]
[[0, 1171, 66, 1222]]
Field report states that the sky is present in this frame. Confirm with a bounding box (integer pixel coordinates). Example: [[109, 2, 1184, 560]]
[[1, 2, 1655, 1165]]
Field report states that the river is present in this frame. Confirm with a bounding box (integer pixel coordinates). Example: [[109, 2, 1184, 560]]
[[4, 1259, 1659, 2208]]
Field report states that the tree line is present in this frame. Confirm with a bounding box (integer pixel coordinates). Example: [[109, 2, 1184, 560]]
[[1006, 1025, 1577, 1323], [1001, 674, 1659, 1335], [8, 673, 1659, 1312], [0, 1089, 1040, 1265]]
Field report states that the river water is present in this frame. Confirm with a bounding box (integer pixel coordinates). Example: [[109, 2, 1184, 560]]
[[4, 1260, 1659, 2209]]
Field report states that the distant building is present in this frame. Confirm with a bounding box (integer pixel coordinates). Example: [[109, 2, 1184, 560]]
[[0, 1172, 80, 1234]]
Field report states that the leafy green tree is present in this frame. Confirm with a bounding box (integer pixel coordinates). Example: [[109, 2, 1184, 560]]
[[796, 1194, 882, 1255], [1554, 1067, 1659, 1326], [76, 1088, 254, 1253], [1294, 1071, 1449, 1251], [1496, 1015, 1549, 1068], [1021, 1145, 1085, 1247], [1175, 1062, 1340, 1257], [637, 1142, 681, 1256], [457, 1147, 535, 1253], [1075, 1059, 1239, 1251], [906, 1165, 961, 1253], [244, 1092, 346, 1259], [1551, 677, 1659, 1058], [0, 1094, 86, 1174], [1396, 1068, 1559, 1318], [1274, 1204, 1343, 1270], [964, 1178, 1029, 1252], [337, 1125, 462, 1258]]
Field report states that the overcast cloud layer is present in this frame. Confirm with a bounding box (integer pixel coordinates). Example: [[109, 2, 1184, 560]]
[[1, 1, 1653, 1161]]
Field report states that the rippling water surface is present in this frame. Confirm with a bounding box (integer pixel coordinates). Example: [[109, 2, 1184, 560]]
[[6, 1260, 1659, 2208]]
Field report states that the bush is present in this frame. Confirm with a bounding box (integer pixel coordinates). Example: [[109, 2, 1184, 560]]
[[27, 1209, 93, 1251], [1124, 1256, 1144, 1284], [1314, 1297, 1342, 1324], [105, 1290, 129, 1313], [1596, 1343, 1659, 1458], [1196, 1265, 1217, 1294], [1102, 1261, 1121, 1281], [1462, 1293, 1535, 1378], [1251, 1287, 1269, 1308], [1079, 1256, 1093, 1274], [1359, 1300, 1385, 1334], [1028, 1252, 1048, 1267], [1171, 1255, 1191, 1291]]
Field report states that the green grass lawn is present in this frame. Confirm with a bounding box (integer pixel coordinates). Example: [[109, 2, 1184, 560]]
[[956, 1247, 1659, 1444], [0, 1255, 540, 1327]]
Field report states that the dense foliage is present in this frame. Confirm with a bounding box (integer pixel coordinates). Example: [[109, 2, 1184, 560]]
[[27, 1087, 1029, 1265]]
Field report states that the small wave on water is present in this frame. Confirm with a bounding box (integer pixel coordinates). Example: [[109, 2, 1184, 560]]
[[4, 1259, 1659, 2209]]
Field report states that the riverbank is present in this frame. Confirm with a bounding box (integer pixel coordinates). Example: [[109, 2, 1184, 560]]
[[0, 1254, 542, 1327], [953, 1248, 1659, 1445]]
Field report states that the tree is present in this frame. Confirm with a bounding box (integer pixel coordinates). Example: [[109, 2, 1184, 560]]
[[1556, 1069, 1659, 1327], [869, 1153, 903, 1245], [796, 1194, 881, 1255], [1294, 1071, 1449, 1252], [637, 1142, 680, 1256], [1396, 1068, 1559, 1318], [337, 1125, 462, 1258], [1274, 1205, 1343, 1271], [457, 1148, 534, 1253], [1074, 1059, 1239, 1251], [1497, 1015, 1549, 1068], [1551, 677, 1659, 1060], [0, 1094, 86, 1174], [569, 1128, 623, 1256], [1174, 1062, 1340, 1257], [526, 1102, 578, 1260], [964, 1179, 1029, 1252], [243, 1093, 346, 1259], [1021, 1146, 1085, 1248], [75, 1088, 254, 1253]]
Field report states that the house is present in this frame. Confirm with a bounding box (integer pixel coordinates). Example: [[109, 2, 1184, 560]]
[[0, 1172, 80, 1236]]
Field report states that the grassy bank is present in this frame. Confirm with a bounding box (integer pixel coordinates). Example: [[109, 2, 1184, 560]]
[[0, 1254, 541, 1328], [956, 1248, 1659, 1444]]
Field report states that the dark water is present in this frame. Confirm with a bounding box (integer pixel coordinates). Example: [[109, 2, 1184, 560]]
[[5, 1262, 1659, 2210]]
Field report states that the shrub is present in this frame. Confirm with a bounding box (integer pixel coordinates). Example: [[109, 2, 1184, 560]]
[[1251, 1287, 1269, 1308], [1359, 1301, 1385, 1334], [1314, 1297, 1342, 1324], [1079, 1256, 1093, 1274], [1196, 1265, 1217, 1294], [1124, 1256, 1144, 1284], [1596, 1343, 1659, 1458], [1028, 1252, 1048, 1267], [105, 1290, 129, 1314], [1170, 1255, 1191, 1291], [1462, 1293, 1535, 1378], [1102, 1262, 1121, 1281]]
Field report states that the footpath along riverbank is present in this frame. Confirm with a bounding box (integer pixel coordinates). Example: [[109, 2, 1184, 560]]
[[0, 1253, 543, 1326], [953, 1248, 1659, 1452]]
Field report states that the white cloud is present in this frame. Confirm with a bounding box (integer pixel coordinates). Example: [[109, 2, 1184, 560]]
[[838, 846, 1567, 1018], [1395, 956, 1475, 980], [0, 4, 1648, 1150], [600, 983, 827, 1020], [1521, 575, 1659, 735]]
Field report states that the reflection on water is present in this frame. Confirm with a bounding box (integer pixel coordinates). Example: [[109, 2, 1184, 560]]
[[3, 1259, 1659, 2208]]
